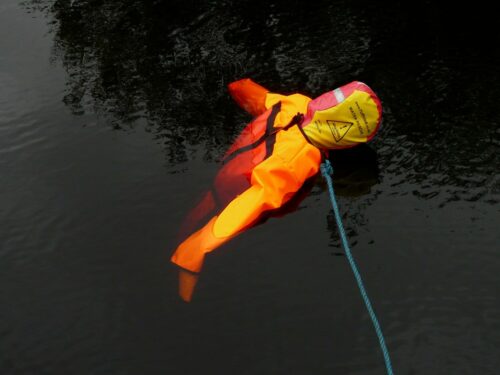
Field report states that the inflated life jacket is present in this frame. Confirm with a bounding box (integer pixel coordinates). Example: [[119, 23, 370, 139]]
[[177, 85, 312, 241]]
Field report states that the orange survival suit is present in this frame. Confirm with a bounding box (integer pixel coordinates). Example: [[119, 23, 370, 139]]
[[171, 79, 382, 280]]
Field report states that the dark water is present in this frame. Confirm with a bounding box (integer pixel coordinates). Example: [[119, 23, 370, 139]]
[[1, 0, 499, 374]]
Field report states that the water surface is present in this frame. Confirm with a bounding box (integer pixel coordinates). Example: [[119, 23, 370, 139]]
[[1, 1, 499, 374]]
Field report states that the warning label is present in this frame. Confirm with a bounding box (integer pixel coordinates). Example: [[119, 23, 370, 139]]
[[326, 120, 353, 142]]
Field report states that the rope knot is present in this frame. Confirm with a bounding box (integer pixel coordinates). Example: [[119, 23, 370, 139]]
[[320, 159, 333, 178]]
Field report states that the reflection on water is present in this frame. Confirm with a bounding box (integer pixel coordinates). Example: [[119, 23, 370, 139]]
[[25, 0, 500, 206], [25, 0, 372, 163]]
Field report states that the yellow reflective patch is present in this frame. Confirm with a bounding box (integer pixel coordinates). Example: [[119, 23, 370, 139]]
[[303, 90, 379, 149]]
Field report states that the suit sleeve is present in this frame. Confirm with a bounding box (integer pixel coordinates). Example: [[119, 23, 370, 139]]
[[228, 78, 270, 117], [171, 135, 321, 273]]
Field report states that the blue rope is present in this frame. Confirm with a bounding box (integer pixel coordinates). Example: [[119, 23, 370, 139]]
[[320, 159, 394, 375]]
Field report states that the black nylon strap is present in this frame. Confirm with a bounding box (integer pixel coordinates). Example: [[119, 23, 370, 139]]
[[222, 102, 281, 164]]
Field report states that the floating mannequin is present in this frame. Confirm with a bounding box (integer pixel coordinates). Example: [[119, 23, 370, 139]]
[[171, 78, 382, 301]]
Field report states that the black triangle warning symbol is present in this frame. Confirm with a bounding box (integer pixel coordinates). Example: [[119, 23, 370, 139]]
[[326, 120, 353, 142]]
